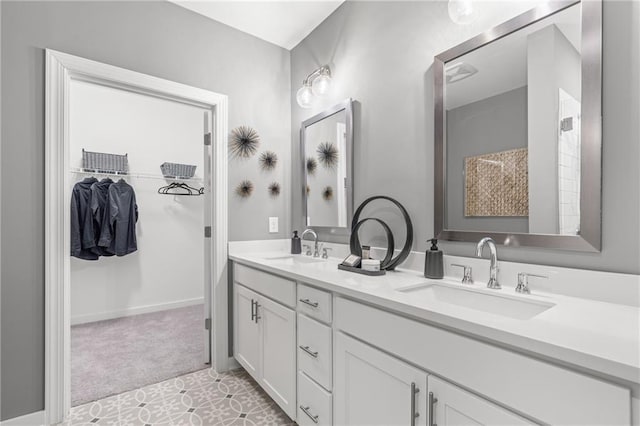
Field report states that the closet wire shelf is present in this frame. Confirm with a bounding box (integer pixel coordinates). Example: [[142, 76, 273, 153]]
[[69, 168, 203, 183]]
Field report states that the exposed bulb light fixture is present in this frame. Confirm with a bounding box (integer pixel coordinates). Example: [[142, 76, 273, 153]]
[[296, 83, 314, 108], [296, 65, 332, 108], [448, 0, 476, 25]]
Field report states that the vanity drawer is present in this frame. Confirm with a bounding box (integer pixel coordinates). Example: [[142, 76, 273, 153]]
[[298, 371, 333, 426], [298, 313, 332, 390], [234, 263, 296, 308], [297, 283, 332, 323]]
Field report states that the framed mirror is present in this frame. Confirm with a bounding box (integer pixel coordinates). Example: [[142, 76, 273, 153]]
[[301, 99, 354, 232], [434, 0, 602, 251]]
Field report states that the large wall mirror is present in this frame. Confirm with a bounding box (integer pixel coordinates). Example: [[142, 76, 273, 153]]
[[434, 0, 602, 251], [301, 99, 354, 231]]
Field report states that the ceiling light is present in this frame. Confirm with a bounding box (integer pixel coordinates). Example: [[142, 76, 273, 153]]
[[448, 0, 476, 25], [296, 65, 332, 108]]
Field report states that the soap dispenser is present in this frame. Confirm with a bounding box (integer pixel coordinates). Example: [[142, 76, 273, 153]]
[[424, 238, 444, 279], [291, 230, 302, 254]]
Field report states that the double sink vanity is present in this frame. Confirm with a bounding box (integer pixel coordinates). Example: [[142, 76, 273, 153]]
[[229, 240, 639, 426], [228, 0, 640, 424]]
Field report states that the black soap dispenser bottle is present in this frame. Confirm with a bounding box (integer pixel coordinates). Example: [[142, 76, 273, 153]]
[[424, 238, 444, 279], [291, 230, 302, 254]]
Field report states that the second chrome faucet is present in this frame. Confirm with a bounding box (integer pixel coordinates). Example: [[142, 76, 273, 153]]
[[476, 237, 501, 289]]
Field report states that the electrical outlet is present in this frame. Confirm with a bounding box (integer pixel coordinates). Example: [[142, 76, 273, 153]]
[[269, 217, 278, 233]]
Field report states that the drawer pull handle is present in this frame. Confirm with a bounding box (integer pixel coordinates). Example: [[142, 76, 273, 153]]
[[411, 382, 420, 426], [429, 391, 438, 426], [250, 299, 257, 322], [299, 345, 319, 358], [300, 405, 319, 423], [299, 298, 319, 308]]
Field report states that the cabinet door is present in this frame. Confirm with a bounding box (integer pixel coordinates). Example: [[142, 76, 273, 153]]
[[233, 283, 260, 378], [335, 332, 428, 426], [428, 376, 533, 425], [258, 294, 297, 420]]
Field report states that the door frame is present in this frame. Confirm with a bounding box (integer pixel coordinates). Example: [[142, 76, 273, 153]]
[[44, 49, 230, 424]]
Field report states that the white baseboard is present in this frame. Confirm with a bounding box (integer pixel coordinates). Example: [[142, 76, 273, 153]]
[[0, 410, 45, 426], [71, 297, 204, 325]]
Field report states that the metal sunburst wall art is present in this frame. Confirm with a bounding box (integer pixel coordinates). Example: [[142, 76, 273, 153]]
[[235, 180, 254, 198], [268, 182, 281, 197], [259, 151, 278, 171], [317, 141, 338, 169], [322, 186, 334, 201], [306, 157, 318, 175], [229, 126, 260, 159]]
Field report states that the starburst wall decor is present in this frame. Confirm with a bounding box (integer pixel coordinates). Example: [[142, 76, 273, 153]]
[[259, 151, 278, 171], [235, 180, 254, 198], [317, 142, 338, 168], [229, 126, 260, 159]]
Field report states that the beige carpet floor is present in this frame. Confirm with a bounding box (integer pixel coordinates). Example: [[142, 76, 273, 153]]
[[71, 304, 207, 406]]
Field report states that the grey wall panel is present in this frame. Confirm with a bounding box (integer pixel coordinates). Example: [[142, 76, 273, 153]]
[[0, 0, 290, 419], [291, 0, 640, 274]]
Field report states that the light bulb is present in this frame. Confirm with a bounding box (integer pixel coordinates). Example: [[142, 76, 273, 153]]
[[296, 85, 314, 108], [311, 73, 332, 96], [448, 0, 475, 25]]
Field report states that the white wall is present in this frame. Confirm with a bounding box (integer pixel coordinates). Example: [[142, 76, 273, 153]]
[[69, 80, 205, 324]]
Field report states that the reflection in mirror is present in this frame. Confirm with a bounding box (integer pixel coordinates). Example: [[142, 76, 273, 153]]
[[435, 0, 602, 251], [302, 99, 353, 230], [446, 3, 581, 235]]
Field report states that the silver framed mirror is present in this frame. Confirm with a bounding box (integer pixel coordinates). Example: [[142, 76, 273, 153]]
[[434, 0, 602, 251], [301, 98, 354, 233]]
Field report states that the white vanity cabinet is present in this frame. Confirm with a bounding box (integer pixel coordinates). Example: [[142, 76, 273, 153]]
[[335, 332, 428, 426], [297, 283, 334, 425], [427, 376, 533, 426], [232, 265, 297, 419]]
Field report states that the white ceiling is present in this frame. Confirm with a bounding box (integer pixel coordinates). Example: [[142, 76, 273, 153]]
[[169, 0, 345, 50]]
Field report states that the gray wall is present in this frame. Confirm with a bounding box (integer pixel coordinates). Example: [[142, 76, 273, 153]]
[[0, 1, 290, 419], [291, 0, 640, 275], [528, 24, 581, 234], [446, 86, 529, 233]]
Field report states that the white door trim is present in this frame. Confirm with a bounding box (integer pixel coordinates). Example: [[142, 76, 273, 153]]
[[44, 49, 229, 425]]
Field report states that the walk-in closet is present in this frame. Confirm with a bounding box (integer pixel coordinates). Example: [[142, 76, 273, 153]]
[[68, 78, 212, 406]]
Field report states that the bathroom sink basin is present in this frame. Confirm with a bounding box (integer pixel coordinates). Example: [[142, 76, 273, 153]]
[[261, 254, 326, 265], [397, 283, 554, 320]]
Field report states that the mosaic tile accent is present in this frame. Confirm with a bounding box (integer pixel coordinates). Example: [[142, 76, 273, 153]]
[[58, 368, 295, 426], [465, 148, 529, 217]]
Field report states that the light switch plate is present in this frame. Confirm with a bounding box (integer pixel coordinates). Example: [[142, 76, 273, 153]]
[[268, 217, 278, 233]]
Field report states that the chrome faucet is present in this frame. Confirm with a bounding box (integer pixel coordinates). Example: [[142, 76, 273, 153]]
[[475, 237, 500, 289], [301, 228, 319, 257]]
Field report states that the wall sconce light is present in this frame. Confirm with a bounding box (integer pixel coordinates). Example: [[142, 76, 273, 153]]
[[296, 65, 332, 108], [448, 0, 476, 25]]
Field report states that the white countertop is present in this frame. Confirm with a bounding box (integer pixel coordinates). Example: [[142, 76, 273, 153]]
[[229, 244, 640, 388]]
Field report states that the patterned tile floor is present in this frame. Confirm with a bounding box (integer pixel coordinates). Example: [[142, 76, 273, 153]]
[[58, 368, 296, 426]]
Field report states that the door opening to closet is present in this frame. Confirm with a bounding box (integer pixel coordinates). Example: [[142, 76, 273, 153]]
[[68, 79, 212, 406]]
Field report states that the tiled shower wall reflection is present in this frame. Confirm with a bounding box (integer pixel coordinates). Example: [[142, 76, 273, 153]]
[[558, 88, 581, 235]]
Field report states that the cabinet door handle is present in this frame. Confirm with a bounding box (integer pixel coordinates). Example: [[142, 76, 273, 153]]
[[255, 303, 261, 323], [410, 382, 420, 426], [299, 405, 319, 423], [250, 299, 256, 322], [299, 345, 319, 358], [429, 391, 438, 426], [299, 298, 319, 308]]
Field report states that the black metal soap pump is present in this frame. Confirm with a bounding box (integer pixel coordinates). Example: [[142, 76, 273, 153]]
[[424, 238, 444, 279]]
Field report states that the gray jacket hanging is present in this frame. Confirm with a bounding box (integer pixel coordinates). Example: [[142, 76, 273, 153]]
[[87, 178, 115, 257], [70, 177, 99, 260], [98, 179, 139, 256]]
